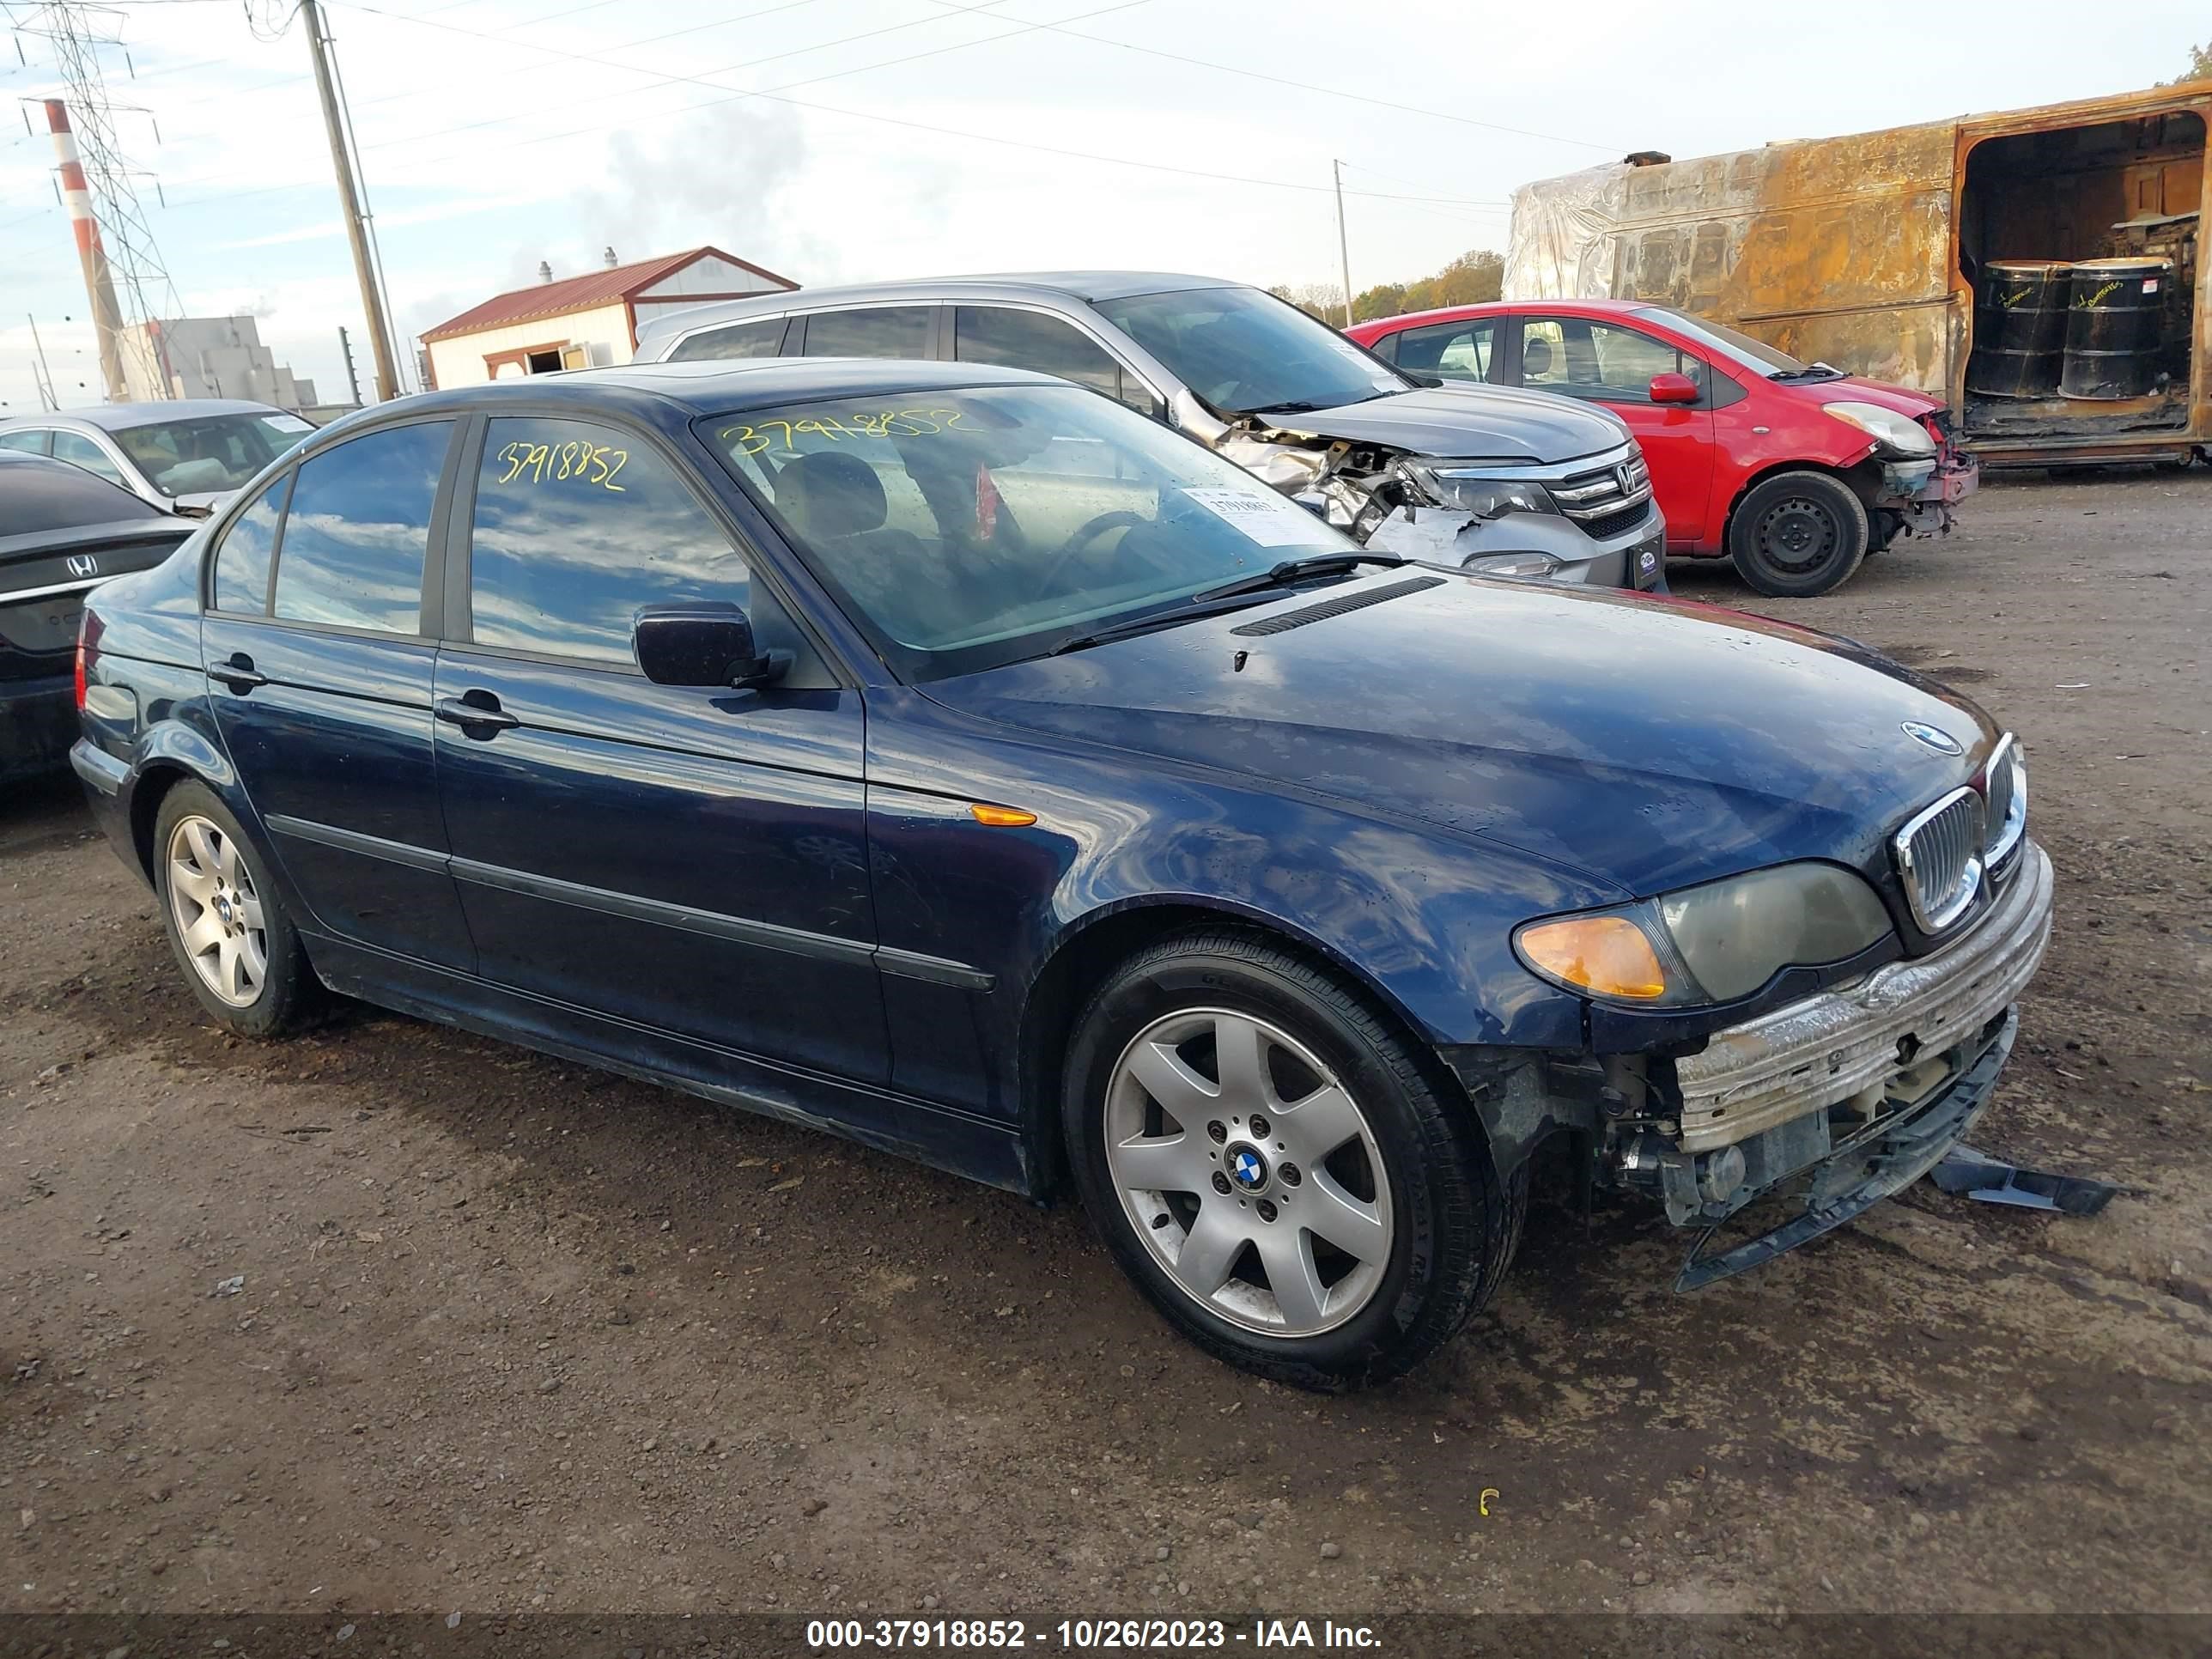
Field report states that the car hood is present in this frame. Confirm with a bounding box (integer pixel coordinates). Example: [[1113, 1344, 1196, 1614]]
[[929, 574, 1997, 898], [1258, 383, 1631, 465], [1824, 375, 1945, 420]]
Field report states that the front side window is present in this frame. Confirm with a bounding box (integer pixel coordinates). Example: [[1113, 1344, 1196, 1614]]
[[802, 307, 934, 360], [271, 421, 451, 634], [1387, 319, 1498, 383], [1522, 318, 1697, 403], [705, 385, 1352, 680], [667, 317, 787, 362], [112, 411, 313, 497], [953, 307, 1127, 403], [1095, 284, 1405, 417], [52, 430, 130, 488], [210, 475, 290, 615], [468, 417, 748, 665]]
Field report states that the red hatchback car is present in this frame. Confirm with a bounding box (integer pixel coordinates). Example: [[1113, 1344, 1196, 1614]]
[[1346, 300, 1978, 597]]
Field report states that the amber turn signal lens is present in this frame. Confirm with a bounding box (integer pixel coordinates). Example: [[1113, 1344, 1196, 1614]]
[[1517, 915, 1668, 1000], [969, 803, 1037, 827]]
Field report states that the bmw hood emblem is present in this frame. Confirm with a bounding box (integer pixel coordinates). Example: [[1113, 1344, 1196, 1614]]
[[1901, 720, 1963, 756]]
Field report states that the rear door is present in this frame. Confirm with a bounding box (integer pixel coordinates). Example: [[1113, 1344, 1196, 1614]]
[[429, 412, 888, 1082], [199, 418, 477, 970], [1516, 313, 1717, 543]]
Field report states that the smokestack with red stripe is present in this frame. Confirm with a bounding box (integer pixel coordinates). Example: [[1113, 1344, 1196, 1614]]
[[46, 99, 130, 402]]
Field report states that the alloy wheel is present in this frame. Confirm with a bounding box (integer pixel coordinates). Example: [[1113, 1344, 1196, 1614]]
[[1103, 1007, 1394, 1337], [166, 815, 268, 1008]]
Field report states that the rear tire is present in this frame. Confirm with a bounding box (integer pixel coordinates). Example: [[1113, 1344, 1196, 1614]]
[[1729, 471, 1869, 597], [1060, 929, 1522, 1391], [153, 781, 315, 1037]]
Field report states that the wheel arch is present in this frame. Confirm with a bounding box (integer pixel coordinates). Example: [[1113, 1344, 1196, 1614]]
[[1719, 453, 1886, 550], [125, 721, 243, 881], [1013, 896, 1476, 1200]]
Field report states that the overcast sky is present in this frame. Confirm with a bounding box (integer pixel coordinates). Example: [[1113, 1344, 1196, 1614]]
[[1, 0, 2205, 415]]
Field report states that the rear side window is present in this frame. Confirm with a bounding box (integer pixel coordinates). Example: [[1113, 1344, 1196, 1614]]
[[466, 417, 748, 666], [666, 317, 787, 362], [1388, 319, 1497, 383], [802, 307, 933, 360], [271, 421, 452, 635], [0, 429, 52, 455], [210, 476, 290, 615]]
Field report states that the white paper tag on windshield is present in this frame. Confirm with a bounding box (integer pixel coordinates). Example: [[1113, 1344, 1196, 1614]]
[[1180, 486, 1328, 547]]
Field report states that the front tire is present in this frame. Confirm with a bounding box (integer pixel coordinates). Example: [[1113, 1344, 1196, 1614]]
[[154, 781, 315, 1036], [1729, 470, 1869, 597], [1061, 930, 1522, 1391]]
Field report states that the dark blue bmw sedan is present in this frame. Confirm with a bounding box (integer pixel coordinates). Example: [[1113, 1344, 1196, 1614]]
[[72, 359, 2050, 1389]]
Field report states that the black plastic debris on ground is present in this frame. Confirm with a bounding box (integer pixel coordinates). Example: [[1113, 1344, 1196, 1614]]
[[1929, 1143, 2120, 1215]]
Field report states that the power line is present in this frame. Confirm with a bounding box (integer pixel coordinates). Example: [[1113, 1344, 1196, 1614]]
[[909, 1, 1628, 156], [307, 0, 1507, 209]]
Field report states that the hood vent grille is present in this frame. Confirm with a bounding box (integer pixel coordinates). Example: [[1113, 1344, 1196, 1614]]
[[1231, 574, 1444, 637]]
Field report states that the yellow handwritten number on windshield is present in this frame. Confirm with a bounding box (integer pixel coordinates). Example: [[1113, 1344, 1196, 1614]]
[[494, 440, 627, 490], [720, 408, 965, 456]]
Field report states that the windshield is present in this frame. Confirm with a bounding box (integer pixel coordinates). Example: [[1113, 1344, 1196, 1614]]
[[703, 384, 1356, 680], [111, 410, 315, 496], [1629, 306, 1812, 376], [1097, 285, 1407, 417]]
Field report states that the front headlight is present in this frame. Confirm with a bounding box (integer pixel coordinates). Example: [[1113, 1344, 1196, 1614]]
[[1403, 460, 1559, 520], [1821, 401, 1936, 458], [1462, 550, 1564, 580], [1516, 862, 1893, 1006]]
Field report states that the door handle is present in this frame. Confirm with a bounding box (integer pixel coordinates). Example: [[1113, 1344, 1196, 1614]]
[[210, 653, 267, 692], [435, 694, 520, 734]]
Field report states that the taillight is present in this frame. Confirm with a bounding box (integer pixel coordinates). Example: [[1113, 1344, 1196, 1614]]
[[75, 610, 101, 713]]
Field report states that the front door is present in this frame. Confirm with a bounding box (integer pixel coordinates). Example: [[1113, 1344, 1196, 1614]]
[[200, 419, 477, 971], [1516, 314, 1717, 544], [430, 414, 889, 1083]]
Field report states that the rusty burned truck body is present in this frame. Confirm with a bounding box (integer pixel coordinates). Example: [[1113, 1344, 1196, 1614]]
[[1504, 83, 2210, 467]]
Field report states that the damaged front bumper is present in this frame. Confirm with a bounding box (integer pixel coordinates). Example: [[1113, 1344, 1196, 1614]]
[[1620, 842, 2052, 1285], [1878, 443, 1979, 534]]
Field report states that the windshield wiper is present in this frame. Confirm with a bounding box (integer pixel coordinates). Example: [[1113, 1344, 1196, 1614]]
[[1193, 552, 1403, 603], [1048, 555, 1404, 657], [1243, 398, 1328, 416], [1769, 363, 1843, 381]]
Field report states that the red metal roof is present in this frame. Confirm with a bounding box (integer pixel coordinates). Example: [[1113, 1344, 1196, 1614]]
[[419, 246, 795, 343]]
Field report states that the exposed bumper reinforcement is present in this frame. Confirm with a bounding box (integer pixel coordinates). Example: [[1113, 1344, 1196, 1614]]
[[1674, 843, 2052, 1153], [1676, 1009, 2014, 1290]]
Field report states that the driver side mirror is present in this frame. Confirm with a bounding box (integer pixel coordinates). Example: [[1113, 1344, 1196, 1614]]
[[634, 602, 787, 690], [1649, 372, 1701, 405]]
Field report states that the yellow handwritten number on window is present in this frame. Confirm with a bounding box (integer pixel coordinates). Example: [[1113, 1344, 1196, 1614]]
[[493, 439, 627, 491]]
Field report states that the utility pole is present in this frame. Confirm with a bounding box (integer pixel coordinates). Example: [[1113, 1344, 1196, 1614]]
[[1332, 159, 1354, 328], [337, 325, 362, 406], [301, 0, 399, 402]]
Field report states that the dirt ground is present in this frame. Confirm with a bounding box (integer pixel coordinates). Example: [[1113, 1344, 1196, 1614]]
[[2, 469, 2207, 1627]]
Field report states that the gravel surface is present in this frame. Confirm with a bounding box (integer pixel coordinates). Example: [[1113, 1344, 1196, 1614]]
[[2, 469, 2206, 1620]]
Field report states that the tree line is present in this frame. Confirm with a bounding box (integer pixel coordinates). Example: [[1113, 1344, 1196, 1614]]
[[1268, 248, 1504, 325]]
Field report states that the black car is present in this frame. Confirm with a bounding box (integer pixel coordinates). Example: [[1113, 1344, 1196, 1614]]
[[75, 361, 2049, 1389], [2, 452, 198, 787]]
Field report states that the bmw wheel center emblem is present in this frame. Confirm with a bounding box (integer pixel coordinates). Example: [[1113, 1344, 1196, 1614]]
[[1901, 720, 1964, 756], [1229, 1146, 1268, 1190]]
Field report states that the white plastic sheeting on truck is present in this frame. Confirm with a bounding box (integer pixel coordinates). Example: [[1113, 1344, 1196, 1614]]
[[1503, 164, 1631, 301]]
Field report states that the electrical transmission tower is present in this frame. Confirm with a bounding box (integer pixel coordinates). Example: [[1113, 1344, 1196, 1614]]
[[16, 2, 185, 399]]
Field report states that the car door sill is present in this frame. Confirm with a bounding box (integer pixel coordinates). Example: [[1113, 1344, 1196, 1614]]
[[300, 928, 1037, 1196]]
